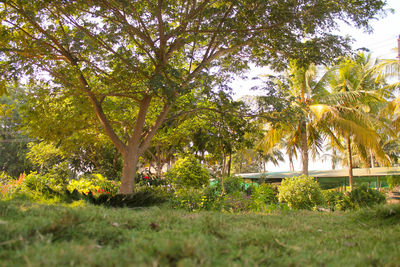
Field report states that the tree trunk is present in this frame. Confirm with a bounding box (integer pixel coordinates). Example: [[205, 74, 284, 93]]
[[221, 152, 226, 176], [332, 148, 336, 170], [156, 145, 162, 176], [227, 150, 232, 176], [262, 158, 266, 173], [288, 153, 294, 172], [347, 135, 354, 191], [116, 97, 171, 194], [221, 175, 226, 195], [370, 149, 375, 168], [300, 121, 309, 176], [120, 149, 140, 194]]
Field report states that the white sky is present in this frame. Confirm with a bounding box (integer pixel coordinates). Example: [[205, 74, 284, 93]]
[[231, 0, 400, 172]]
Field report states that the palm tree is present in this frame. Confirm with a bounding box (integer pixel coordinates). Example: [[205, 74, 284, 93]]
[[311, 53, 390, 190], [261, 61, 331, 175]]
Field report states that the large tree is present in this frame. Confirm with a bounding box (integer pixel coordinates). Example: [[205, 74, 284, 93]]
[[0, 0, 388, 193]]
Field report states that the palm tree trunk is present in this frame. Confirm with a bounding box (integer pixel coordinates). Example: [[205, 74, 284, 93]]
[[289, 152, 294, 172], [370, 149, 375, 168], [346, 135, 354, 191], [332, 148, 336, 170], [300, 121, 309, 176], [263, 158, 266, 172]]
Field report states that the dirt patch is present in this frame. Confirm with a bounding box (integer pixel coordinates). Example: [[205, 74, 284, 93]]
[[387, 190, 400, 205]]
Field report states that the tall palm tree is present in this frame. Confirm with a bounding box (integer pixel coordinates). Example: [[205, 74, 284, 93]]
[[311, 53, 390, 190], [261, 61, 331, 175]]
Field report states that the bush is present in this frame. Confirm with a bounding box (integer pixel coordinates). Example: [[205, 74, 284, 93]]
[[24, 171, 69, 194], [387, 175, 400, 190], [339, 184, 386, 210], [0, 172, 11, 185], [249, 183, 278, 212], [222, 191, 252, 212], [223, 175, 244, 194], [136, 173, 168, 186], [323, 190, 347, 211], [86, 186, 171, 208], [67, 173, 120, 195], [171, 185, 222, 212], [0, 174, 25, 199], [278, 175, 325, 210], [171, 188, 206, 211], [357, 203, 400, 225], [166, 155, 209, 188]]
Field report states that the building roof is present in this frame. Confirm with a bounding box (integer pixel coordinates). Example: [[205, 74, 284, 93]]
[[238, 167, 400, 179]]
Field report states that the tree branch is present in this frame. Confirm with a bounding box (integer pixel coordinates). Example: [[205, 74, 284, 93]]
[[139, 101, 171, 155]]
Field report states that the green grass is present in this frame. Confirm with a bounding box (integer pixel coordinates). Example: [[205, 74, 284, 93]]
[[1, 200, 400, 266]]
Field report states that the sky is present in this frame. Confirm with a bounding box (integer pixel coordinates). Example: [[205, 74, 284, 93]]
[[231, 0, 400, 172]]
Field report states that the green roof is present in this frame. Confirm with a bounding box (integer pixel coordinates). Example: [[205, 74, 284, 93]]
[[238, 167, 400, 179]]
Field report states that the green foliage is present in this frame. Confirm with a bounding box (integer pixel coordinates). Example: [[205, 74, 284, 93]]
[[356, 204, 400, 226], [136, 173, 168, 187], [278, 175, 325, 210], [26, 142, 64, 172], [166, 155, 210, 188], [342, 184, 386, 210], [23, 172, 66, 195], [85, 186, 171, 208], [387, 175, 400, 190], [222, 191, 252, 213], [171, 188, 209, 212], [67, 174, 120, 195], [0, 89, 35, 177], [0, 171, 11, 185], [170, 184, 223, 212], [250, 184, 279, 212], [323, 190, 347, 211], [1, 172, 120, 202], [20, 89, 124, 178], [324, 185, 386, 211], [223, 175, 244, 194], [26, 142, 75, 183]]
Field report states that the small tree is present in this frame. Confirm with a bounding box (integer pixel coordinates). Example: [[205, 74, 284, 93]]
[[278, 175, 325, 210], [166, 155, 209, 189]]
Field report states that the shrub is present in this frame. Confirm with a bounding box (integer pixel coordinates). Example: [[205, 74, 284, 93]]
[[23, 171, 68, 194], [0, 172, 11, 185], [357, 203, 400, 225], [248, 184, 278, 212], [166, 155, 209, 188], [171, 185, 222, 212], [0, 173, 25, 199], [223, 175, 244, 194], [67, 173, 120, 195], [86, 186, 171, 208], [251, 183, 278, 205], [387, 175, 400, 190], [136, 173, 168, 186], [322, 190, 347, 211], [340, 184, 386, 210], [278, 175, 325, 210], [171, 188, 206, 211], [222, 191, 252, 213]]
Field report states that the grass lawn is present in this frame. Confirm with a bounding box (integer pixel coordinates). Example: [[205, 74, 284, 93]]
[[1, 199, 399, 267]]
